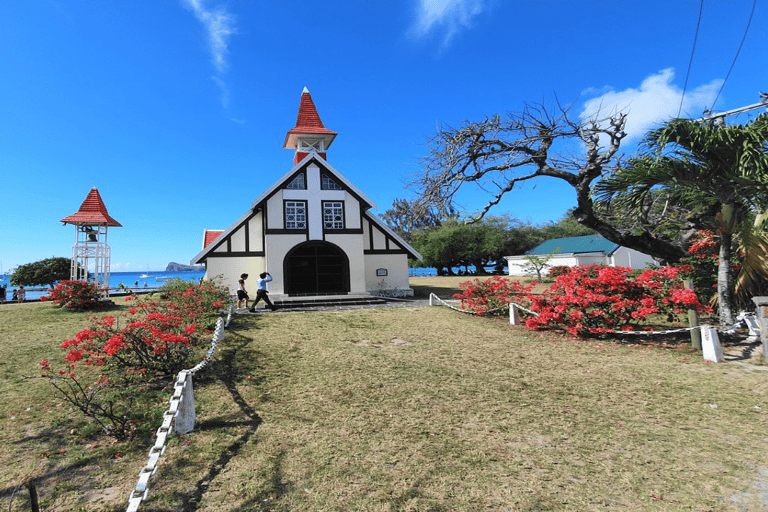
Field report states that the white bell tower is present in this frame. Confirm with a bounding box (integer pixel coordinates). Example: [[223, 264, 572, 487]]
[[60, 188, 122, 298]]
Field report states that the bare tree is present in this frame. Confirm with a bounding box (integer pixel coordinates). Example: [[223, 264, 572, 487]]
[[410, 103, 687, 263]]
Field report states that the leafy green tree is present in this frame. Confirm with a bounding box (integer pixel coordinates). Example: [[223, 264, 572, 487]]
[[11, 257, 75, 288], [538, 211, 597, 240], [381, 198, 456, 243], [411, 221, 463, 275], [596, 116, 768, 325], [411, 216, 538, 274]]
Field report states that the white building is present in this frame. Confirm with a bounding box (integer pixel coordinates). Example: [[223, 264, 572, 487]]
[[505, 234, 656, 276], [191, 88, 421, 297]]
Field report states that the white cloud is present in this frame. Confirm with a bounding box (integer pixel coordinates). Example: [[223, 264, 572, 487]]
[[580, 68, 722, 143], [212, 75, 229, 108], [182, 0, 237, 108], [410, 0, 493, 48]]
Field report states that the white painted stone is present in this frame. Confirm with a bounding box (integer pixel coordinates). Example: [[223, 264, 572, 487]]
[[510, 304, 521, 325], [701, 326, 724, 363], [175, 372, 196, 434], [742, 314, 761, 339]]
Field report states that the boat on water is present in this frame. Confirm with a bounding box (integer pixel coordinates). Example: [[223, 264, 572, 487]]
[[139, 274, 152, 278]]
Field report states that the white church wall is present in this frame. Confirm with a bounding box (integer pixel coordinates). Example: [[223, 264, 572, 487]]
[[324, 234, 367, 293], [266, 192, 284, 230], [265, 233, 306, 295], [230, 225, 246, 252], [365, 253, 413, 296], [344, 194, 361, 229], [205, 256, 265, 295], [248, 215, 263, 252]]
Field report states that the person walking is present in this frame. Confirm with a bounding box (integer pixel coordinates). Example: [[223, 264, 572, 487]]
[[249, 272, 277, 312], [16, 286, 25, 303], [236, 273, 249, 309]]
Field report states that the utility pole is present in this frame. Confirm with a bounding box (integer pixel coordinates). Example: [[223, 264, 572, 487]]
[[697, 92, 768, 125]]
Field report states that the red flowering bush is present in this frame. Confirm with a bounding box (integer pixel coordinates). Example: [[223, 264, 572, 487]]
[[524, 265, 709, 337], [548, 266, 571, 278], [160, 278, 229, 331], [454, 276, 535, 316], [41, 280, 103, 311], [39, 280, 229, 439], [674, 229, 743, 307]]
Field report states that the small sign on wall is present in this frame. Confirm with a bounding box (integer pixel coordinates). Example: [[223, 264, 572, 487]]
[[376, 268, 388, 276]]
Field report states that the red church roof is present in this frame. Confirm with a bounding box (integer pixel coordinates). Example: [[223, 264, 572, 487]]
[[283, 87, 337, 149], [60, 187, 122, 227], [203, 229, 224, 248]]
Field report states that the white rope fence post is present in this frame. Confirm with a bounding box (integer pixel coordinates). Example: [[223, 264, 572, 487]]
[[510, 303, 521, 325], [701, 325, 724, 363], [174, 371, 195, 435], [126, 304, 233, 512]]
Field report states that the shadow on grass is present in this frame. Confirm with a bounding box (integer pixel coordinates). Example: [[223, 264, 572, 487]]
[[411, 284, 460, 300], [385, 478, 449, 512], [0, 418, 107, 510], [227, 449, 291, 512], [173, 327, 265, 512]]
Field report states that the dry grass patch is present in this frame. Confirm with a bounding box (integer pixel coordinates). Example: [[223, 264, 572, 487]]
[[2, 296, 768, 511]]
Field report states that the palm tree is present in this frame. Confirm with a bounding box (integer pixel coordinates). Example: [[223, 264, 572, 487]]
[[734, 212, 768, 306], [597, 115, 768, 326]]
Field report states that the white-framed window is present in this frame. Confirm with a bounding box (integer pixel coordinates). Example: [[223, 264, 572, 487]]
[[285, 200, 307, 229], [323, 201, 344, 229], [321, 173, 343, 190], [286, 172, 306, 190]]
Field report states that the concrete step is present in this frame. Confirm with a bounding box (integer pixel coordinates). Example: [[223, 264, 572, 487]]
[[250, 294, 389, 311]]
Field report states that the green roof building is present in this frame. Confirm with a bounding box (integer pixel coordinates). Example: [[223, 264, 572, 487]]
[[505, 235, 656, 276]]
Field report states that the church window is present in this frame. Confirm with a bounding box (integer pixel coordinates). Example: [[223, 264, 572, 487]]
[[323, 201, 344, 229], [321, 173, 343, 190], [285, 201, 307, 229], [286, 172, 306, 190]]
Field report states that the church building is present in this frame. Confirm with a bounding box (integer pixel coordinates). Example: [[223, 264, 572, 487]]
[[190, 88, 421, 297]]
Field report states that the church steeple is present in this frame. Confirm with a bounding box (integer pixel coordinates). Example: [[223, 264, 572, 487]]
[[283, 87, 337, 164]]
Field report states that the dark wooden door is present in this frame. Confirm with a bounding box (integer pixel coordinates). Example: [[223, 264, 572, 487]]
[[284, 242, 349, 295]]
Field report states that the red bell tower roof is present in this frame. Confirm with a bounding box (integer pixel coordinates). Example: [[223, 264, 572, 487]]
[[284, 87, 337, 163], [60, 187, 122, 227]]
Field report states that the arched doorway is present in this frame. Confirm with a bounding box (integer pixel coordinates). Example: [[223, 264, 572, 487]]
[[283, 241, 350, 295]]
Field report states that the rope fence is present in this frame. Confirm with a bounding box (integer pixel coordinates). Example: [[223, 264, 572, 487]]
[[126, 304, 234, 512], [429, 293, 763, 363]]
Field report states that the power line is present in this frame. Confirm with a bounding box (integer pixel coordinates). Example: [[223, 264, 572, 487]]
[[710, 0, 757, 111], [678, 0, 704, 118]]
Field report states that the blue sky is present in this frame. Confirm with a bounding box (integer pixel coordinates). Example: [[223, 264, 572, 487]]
[[1, 0, 766, 272]]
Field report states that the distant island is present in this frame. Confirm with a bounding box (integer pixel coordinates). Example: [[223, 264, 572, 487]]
[[165, 262, 205, 272]]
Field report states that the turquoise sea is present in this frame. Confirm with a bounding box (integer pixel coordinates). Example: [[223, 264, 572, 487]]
[[0, 270, 206, 302], [1, 266, 505, 302]]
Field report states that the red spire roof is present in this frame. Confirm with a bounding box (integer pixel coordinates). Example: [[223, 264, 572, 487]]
[[283, 87, 337, 150], [60, 187, 122, 227]]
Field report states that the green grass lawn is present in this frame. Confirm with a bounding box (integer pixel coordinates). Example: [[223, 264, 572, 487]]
[[1, 278, 768, 511]]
